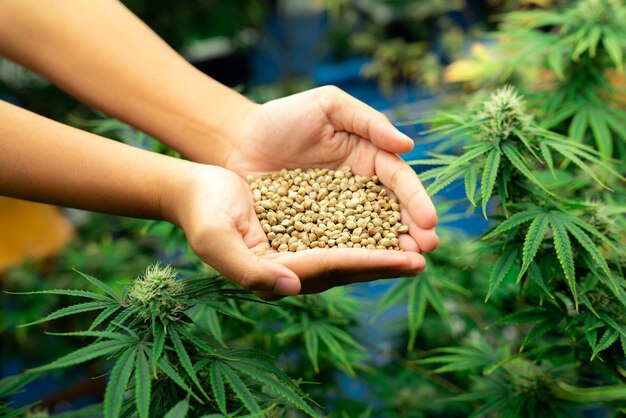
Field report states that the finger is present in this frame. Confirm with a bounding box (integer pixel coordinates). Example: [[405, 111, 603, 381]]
[[408, 221, 440, 253], [193, 223, 301, 296], [374, 150, 438, 229], [397, 202, 439, 252], [269, 248, 425, 293], [320, 86, 414, 154], [399, 233, 420, 252]]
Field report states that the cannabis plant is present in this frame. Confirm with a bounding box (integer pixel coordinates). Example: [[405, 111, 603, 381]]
[[381, 82, 626, 416], [13, 265, 318, 418]]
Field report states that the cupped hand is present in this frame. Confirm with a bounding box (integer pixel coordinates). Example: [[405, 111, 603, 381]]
[[170, 165, 426, 297], [225, 85, 439, 253]]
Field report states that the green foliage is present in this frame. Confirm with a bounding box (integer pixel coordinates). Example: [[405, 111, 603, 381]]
[[12, 265, 318, 418], [277, 290, 368, 376], [497, 0, 626, 159], [377, 0, 626, 411]]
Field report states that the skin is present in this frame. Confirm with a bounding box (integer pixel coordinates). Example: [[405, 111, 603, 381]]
[[0, 0, 439, 297]]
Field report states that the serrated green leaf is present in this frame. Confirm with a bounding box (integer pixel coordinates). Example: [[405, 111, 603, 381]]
[[486, 247, 517, 302], [89, 305, 121, 331], [539, 142, 555, 177], [481, 148, 501, 219], [482, 208, 543, 240], [30, 339, 128, 372], [221, 363, 262, 414], [209, 361, 228, 415], [569, 110, 588, 142], [169, 326, 209, 399], [592, 328, 619, 360], [559, 216, 614, 287], [203, 308, 225, 347], [408, 280, 427, 351], [304, 326, 320, 373], [318, 325, 354, 375], [603, 29, 623, 71], [518, 214, 550, 280], [104, 347, 136, 418], [73, 269, 119, 301], [588, 109, 613, 157], [151, 322, 166, 379], [135, 347, 151, 418], [372, 279, 410, 320], [501, 143, 551, 194], [521, 319, 558, 351], [45, 330, 133, 343], [426, 164, 467, 196], [551, 219, 577, 310], [163, 399, 189, 418], [528, 262, 554, 299], [227, 360, 317, 417], [157, 358, 201, 403], [6, 288, 114, 302], [20, 301, 114, 327], [464, 165, 478, 206], [548, 141, 608, 189]]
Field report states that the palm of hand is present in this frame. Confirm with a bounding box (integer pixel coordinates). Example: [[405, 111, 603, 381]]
[[183, 166, 424, 297]]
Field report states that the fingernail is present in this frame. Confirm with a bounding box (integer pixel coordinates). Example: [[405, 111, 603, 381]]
[[274, 277, 301, 296]]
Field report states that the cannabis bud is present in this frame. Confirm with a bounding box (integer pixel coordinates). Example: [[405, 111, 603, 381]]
[[128, 264, 185, 320], [475, 85, 532, 145]]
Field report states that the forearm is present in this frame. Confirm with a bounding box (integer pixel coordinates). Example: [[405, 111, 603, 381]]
[[0, 100, 195, 223], [0, 0, 253, 166]]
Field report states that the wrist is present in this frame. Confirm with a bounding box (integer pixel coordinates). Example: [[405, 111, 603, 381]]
[[156, 76, 259, 167]]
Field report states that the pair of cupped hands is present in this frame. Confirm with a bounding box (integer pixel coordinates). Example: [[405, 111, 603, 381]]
[[173, 87, 439, 299]]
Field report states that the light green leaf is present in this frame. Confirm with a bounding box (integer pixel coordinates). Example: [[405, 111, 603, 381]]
[[481, 148, 501, 219], [74, 269, 120, 301], [372, 279, 410, 320], [569, 110, 588, 142], [135, 347, 151, 418], [588, 109, 613, 157], [169, 326, 209, 399], [304, 325, 320, 373], [603, 29, 623, 71], [518, 214, 550, 280], [539, 142, 555, 177], [482, 208, 543, 240], [486, 247, 517, 302], [408, 280, 427, 351], [501, 143, 551, 194], [464, 165, 478, 206], [151, 322, 166, 379], [550, 219, 577, 310], [104, 347, 136, 418]]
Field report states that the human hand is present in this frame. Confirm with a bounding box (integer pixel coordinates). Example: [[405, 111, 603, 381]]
[[225, 86, 439, 254], [168, 165, 426, 297]]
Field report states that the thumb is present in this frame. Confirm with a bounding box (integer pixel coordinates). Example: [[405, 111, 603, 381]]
[[193, 226, 301, 296]]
